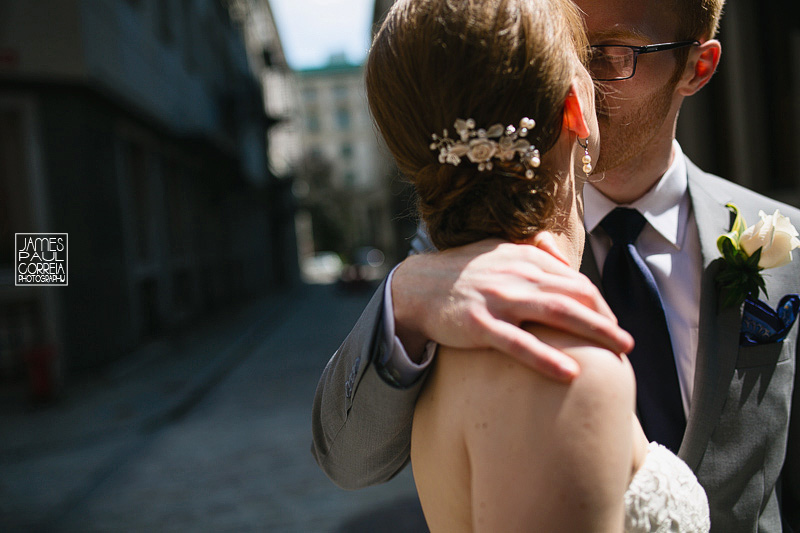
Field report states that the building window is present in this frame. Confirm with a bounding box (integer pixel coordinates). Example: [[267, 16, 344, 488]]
[[307, 114, 320, 132], [335, 107, 350, 130], [341, 143, 353, 159], [303, 88, 317, 102], [0, 110, 22, 270], [181, 0, 196, 71], [164, 159, 188, 258], [123, 141, 152, 262], [157, 0, 174, 43], [333, 85, 348, 100]]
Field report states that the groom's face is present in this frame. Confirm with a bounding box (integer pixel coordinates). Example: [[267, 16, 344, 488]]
[[575, 0, 685, 174]]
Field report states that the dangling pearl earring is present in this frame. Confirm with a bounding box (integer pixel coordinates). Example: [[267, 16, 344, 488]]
[[577, 137, 592, 176]]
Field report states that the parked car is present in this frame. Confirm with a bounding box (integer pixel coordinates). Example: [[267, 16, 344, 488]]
[[301, 252, 344, 285], [339, 247, 386, 290]]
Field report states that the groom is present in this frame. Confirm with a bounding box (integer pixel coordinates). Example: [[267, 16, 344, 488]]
[[312, 0, 800, 531]]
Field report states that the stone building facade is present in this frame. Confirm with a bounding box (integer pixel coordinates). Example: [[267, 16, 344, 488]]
[[0, 0, 297, 388]]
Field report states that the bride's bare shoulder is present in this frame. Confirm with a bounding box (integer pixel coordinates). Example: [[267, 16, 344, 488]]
[[416, 327, 637, 531]]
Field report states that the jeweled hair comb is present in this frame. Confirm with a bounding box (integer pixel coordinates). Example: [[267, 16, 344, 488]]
[[430, 117, 541, 178]]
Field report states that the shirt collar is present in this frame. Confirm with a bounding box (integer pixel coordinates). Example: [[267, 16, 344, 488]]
[[583, 140, 689, 248]]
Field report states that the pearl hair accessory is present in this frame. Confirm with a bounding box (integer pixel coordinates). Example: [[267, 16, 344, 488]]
[[430, 117, 541, 178], [577, 136, 593, 176]]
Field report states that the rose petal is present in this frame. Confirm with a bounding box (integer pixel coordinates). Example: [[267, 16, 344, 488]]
[[773, 210, 799, 237], [759, 230, 794, 269], [740, 219, 768, 257]]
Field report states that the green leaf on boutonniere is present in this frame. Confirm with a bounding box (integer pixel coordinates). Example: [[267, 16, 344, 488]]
[[717, 233, 735, 256], [728, 202, 747, 236], [717, 245, 766, 308], [715, 203, 800, 308], [715, 204, 769, 309], [716, 203, 748, 258]]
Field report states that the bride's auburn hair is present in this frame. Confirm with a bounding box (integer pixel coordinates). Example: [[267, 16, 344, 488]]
[[365, 0, 589, 250]]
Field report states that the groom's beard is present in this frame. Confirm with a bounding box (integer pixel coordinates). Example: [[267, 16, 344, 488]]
[[593, 81, 675, 174]]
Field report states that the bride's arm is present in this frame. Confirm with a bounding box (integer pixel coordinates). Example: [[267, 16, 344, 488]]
[[413, 326, 639, 532]]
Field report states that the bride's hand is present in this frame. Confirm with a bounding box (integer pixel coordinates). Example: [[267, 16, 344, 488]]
[[391, 234, 634, 382]]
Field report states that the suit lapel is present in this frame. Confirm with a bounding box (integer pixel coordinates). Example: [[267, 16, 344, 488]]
[[678, 163, 744, 470]]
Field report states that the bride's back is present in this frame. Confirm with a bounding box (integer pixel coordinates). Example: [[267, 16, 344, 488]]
[[411, 325, 643, 532]]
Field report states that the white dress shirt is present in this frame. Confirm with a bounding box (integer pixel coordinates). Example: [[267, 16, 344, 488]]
[[583, 140, 702, 415], [381, 140, 702, 415], [378, 265, 436, 386]]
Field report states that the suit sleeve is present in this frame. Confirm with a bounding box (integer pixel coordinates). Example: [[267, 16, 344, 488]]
[[778, 202, 800, 532], [310, 279, 428, 489], [781, 328, 800, 532]]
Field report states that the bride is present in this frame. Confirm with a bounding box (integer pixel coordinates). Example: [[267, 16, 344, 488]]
[[364, 0, 710, 531]]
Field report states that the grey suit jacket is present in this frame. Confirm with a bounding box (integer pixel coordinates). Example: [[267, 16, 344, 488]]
[[311, 158, 800, 533]]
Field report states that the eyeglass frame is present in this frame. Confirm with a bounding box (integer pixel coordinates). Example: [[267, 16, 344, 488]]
[[589, 40, 701, 81]]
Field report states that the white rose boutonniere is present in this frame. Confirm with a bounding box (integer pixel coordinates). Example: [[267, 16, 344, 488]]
[[716, 203, 800, 309], [739, 209, 800, 268]]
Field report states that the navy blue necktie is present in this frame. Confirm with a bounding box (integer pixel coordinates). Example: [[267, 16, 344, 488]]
[[600, 208, 686, 453]]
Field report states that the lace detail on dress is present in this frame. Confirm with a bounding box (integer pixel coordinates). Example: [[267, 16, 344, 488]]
[[624, 442, 710, 533]]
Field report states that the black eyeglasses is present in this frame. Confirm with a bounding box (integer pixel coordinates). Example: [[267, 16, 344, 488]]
[[589, 40, 700, 81]]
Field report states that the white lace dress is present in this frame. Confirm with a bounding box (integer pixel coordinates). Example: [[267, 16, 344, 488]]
[[624, 442, 710, 532]]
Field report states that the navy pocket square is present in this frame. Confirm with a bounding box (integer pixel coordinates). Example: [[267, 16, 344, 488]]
[[740, 294, 800, 346]]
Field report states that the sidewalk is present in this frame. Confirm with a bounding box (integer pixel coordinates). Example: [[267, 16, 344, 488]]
[[1, 282, 430, 532], [0, 287, 297, 462]]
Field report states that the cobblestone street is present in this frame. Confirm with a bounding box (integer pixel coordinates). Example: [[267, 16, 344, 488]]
[[0, 283, 427, 532]]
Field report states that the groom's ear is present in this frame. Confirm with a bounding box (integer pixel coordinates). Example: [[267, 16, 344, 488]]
[[563, 83, 591, 139], [677, 39, 721, 96]]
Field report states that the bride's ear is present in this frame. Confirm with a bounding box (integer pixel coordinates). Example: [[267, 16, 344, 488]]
[[562, 82, 590, 140]]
